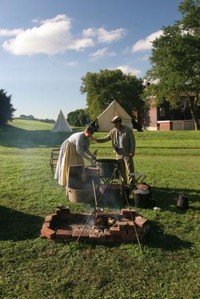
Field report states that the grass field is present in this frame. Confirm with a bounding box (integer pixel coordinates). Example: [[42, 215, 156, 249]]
[[0, 119, 200, 299]]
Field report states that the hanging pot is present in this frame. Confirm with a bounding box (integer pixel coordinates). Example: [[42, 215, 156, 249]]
[[95, 159, 119, 178]]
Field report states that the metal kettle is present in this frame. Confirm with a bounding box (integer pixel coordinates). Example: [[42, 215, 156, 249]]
[[176, 194, 189, 209]]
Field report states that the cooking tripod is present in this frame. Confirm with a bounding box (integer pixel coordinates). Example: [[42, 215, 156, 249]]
[[77, 162, 143, 251], [96, 161, 129, 208]]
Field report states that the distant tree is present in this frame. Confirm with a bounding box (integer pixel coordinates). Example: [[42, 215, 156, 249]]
[[80, 69, 144, 121], [42, 118, 55, 124], [0, 89, 16, 125], [19, 114, 35, 120], [67, 109, 89, 126], [145, 0, 200, 130], [19, 114, 27, 119], [27, 115, 35, 120]]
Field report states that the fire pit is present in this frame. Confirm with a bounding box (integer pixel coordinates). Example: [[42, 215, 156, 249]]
[[40, 206, 150, 243]]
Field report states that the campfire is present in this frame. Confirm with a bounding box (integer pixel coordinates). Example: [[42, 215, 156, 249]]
[[41, 161, 151, 243], [40, 206, 150, 243]]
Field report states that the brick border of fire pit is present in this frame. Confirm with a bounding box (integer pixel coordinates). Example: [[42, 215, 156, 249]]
[[40, 206, 150, 243]]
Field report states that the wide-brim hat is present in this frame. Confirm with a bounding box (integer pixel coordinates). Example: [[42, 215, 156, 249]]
[[111, 116, 122, 123]]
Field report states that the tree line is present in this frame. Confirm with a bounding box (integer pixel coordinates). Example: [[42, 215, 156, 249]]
[[18, 114, 55, 124]]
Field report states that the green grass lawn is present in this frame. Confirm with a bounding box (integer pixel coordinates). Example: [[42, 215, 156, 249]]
[[0, 120, 200, 299]]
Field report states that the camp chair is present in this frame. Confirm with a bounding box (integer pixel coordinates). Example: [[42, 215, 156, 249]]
[[50, 148, 60, 173]]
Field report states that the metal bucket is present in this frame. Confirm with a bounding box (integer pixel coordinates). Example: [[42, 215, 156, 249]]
[[67, 187, 94, 204], [67, 182, 95, 204], [95, 159, 119, 178]]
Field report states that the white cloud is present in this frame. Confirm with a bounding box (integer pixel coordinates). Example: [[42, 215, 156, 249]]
[[65, 60, 79, 66], [97, 27, 126, 43], [132, 30, 163, 52], [0, 28, 23, 36], [1, 15, 94, 55], [89, 47, 116, 60], [1, 15, 126, 56], [83, 27, 126, 44], [114, 65, 141, 76], [82, 28, 97, 38]]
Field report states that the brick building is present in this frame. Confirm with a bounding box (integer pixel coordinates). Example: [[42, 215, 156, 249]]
[[144, 96, 200, 131]]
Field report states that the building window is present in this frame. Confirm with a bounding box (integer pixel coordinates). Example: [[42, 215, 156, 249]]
[[159, 107, 165, 116]]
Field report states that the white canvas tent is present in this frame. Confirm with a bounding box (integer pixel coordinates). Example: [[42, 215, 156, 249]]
[[52, 110, 72, 132], [96, 100, 132, 131]]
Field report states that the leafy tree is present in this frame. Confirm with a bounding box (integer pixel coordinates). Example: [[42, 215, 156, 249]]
[[67, 109, 89, 126], [145, 0, 200, 130], [80, 69, 144, 121], [19, 114, 28, 119], [0, 89, 16, 125], [26, 115, 35, 120]]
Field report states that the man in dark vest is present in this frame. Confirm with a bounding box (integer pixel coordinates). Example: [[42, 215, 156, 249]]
[[94, 116, 136, 186]]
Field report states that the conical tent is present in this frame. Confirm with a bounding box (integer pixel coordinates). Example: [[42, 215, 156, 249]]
[[96, 100, 132, 131], [52, 110, 72, 132]]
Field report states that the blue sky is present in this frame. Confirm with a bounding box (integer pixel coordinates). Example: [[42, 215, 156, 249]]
[[0, 0, 182, 120]]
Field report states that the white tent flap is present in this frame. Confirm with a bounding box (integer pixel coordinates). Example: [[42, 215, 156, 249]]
[[96, 100, 132, 131]]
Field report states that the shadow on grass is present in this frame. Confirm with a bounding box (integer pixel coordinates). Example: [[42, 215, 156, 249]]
[[0, 205, 43, 241], [144, 220, 193, 251], [150, 186, 200, 209], [0, 124, 72, 148]]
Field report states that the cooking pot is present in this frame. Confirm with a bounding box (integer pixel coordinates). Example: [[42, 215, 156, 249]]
[[95, 159, 120, 178], [133, 189, 152, 208], [176, 194, 189, 209]]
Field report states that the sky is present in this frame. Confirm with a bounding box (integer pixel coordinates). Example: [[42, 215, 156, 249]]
[[0, 0, 182, 120]]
